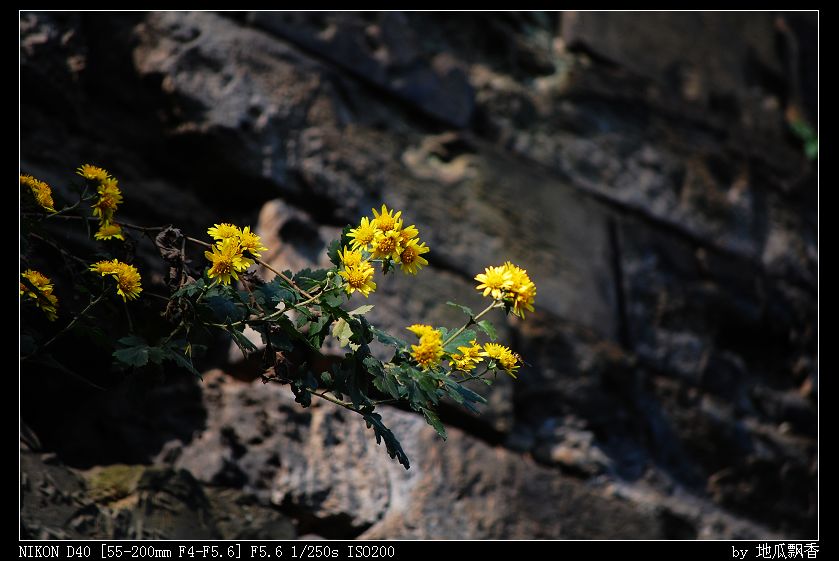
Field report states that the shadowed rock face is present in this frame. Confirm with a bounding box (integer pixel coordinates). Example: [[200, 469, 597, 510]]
[[20, 11, 816, 539]]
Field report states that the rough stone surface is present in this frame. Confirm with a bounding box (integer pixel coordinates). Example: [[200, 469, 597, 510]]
[[21, 11, 817, 539]]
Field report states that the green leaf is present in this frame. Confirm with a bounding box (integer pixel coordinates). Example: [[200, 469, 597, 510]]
[[113, 346, 150, 367], [421, 407, 447, 440], [172, 279, 205, 298], [371, 326, 407, 349], [205, 296, 244, 322], [446, 301, 473, 317], [229, 329, 258, 355], [350, 316, 374, 345], [349, 304, 375, 316], [163, 348, 203, 379], [327, 239, 342, 267], [293, 268, 329, 291], [321, 288, 344, 308], [331, 318, 354, 348], [476, 320, 497, 340], [308, 314, 332, 347], [443, 329, 477, 354], [363, 412, 410, 469], [256, 279, 296, 307]]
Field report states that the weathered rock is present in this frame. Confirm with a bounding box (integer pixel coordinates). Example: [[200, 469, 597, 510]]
[[20, 10, 817, 539], [176, 371, 777, 539], [22, 441, 295, 540]]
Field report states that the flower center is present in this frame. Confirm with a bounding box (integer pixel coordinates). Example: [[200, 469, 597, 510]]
[[378, 236, 396, 253], [347, 269, 366, 287], [401, 247, 416, 264]]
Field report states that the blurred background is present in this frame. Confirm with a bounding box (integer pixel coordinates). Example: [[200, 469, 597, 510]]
[[20, 12, 817, 539]]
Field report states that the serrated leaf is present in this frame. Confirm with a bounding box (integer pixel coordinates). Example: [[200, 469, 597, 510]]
[[257, 279, 296, 307], [113, 346, 149, 367], [371, 326, 407, 349], [205, 296, 244, 322], [229, 329, 258, 355], [348, 304, 375, 316], [421, 407, 447, 440], [331, 318, 353, 347], [363, 412, 410, 469], [117, 335, 148, 347], [321, 288, 344, 308], [172, 278, 205, 298], [164, 348, 202, 379], [327, 238, 342, 267], [476, 320, 497, 340], [443, 329, 477, 354], [446, 301, 473, 317]]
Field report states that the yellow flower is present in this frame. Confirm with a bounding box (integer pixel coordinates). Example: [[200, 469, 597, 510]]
[[237, 226, 267, 259], [399, 224, 419, 245], [480, 342, 520, 377], [21, 174, 57, 213], [204, 238, 251, 285], [411, 330, 443, 370], [371, 204, 402, 233], [371, 230, 402, 260], [76, 164, 111, 182], [90, 259, 142, 301], [397, 238, 429, 275], [21, 269, 58, 321], [207, 223, 241, 241], [89, 259, 121, 276], [501, 262, 536, 319], [347, 216, 377, 250], [338, 246, 363, 268], [451, 340, 483, 373], [338, 260, 377, 297], [474, 265, 512, 300], [407, 324, 437, 338], [91, 178, 123, 222], [94, 222, 125, 241]]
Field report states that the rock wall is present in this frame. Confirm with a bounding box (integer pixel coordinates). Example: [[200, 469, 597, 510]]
[[20, 11, 817, 539]]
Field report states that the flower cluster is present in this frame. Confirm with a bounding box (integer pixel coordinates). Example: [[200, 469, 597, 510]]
[[20, 269, 59, 321], [77, 164, 125, 241], [407, 324, 444, 370], [204, 223, 268, 285], [340, 205, 430, 298], [90, 259, 143, 301], [20, 174, 56, 213], [475, 261, 536, 318], [450, 340, 482, 372], [480, 342, 520, 377]]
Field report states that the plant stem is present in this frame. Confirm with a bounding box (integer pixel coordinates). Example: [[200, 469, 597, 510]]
[[33, 293, 105, 355], [310, 390, 359, 412], [442, 301, 501, 347]]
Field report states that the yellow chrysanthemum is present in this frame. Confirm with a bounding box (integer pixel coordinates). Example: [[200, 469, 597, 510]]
[[347, 216, 377, 250], [20, 174, 56, 213], [450, 340, 483, 373], [397, 238, 429, 275], [238, 226, 267, 259], [500, 262, 536, 319], [474, 265, 512, 300], [207, 223, 241, 241], [338, 246, 363, 268], [91, 178, 123, 222], [371, 204, 402, 233], [94, 222, 125, 241], [76, 164, 111, 182], [89, 259, 121, 276], [90, 259, 142, 301], [407, 324, 437, 338], [480, 342, 520, 377], [399, 224, 419, 245], [411, 330, 443, 370], [338, 261, 377, 297], [204, 238, 251, 285], [371, 230, 402, 260], [21, 269, 59, 321]]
